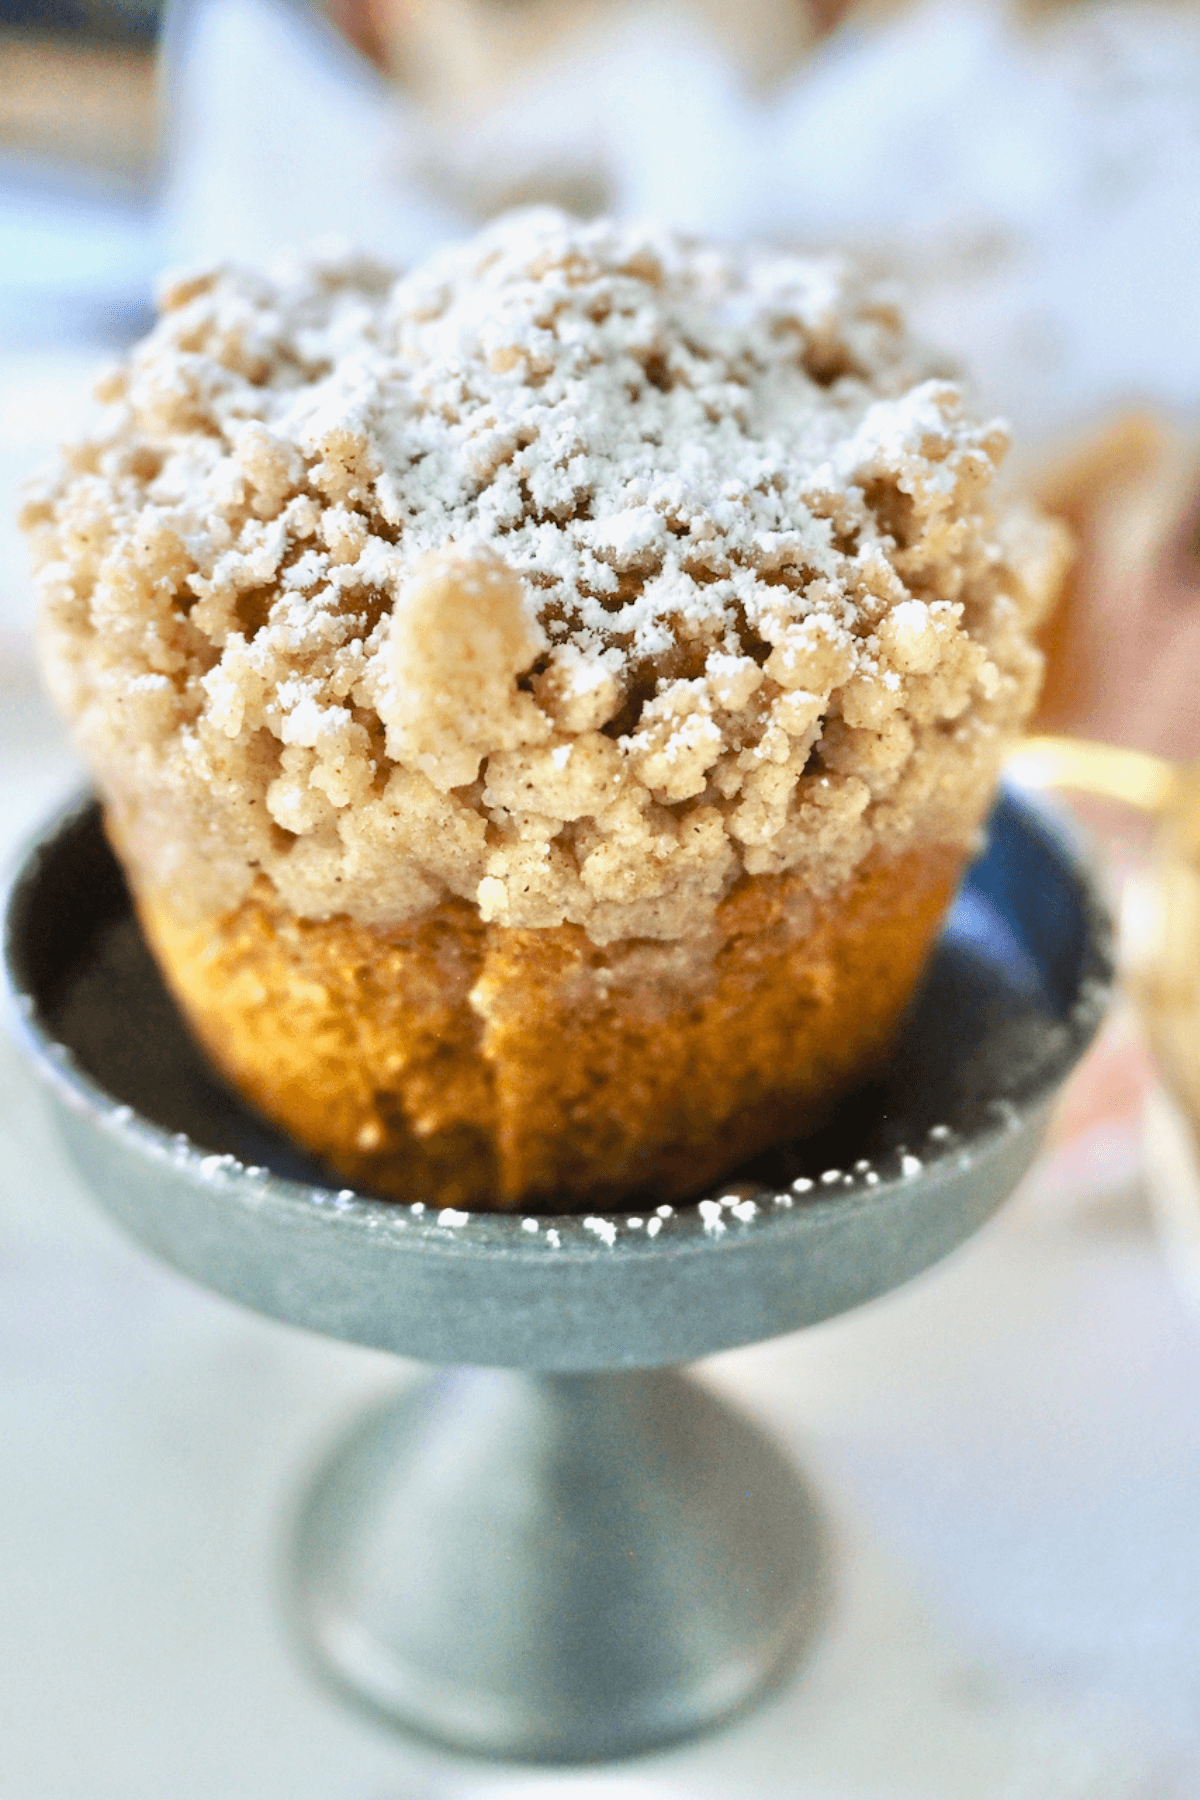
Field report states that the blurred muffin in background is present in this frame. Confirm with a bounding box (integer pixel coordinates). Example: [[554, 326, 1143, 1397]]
[[1034, 415, 1200, 763], [329, 0, 854, 104]]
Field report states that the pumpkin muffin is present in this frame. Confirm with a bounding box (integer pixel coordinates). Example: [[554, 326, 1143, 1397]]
[[23, 210, 1067, 1209]]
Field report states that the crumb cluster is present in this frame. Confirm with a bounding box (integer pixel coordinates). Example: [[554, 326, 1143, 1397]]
[[24, 210, 1065, 942]]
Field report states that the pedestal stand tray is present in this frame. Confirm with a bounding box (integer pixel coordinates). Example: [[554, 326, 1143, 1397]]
[[2, 790, 1109, 1762]]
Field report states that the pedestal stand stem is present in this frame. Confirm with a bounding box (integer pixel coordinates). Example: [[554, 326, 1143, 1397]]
[[293, 1365, 827, 1762]]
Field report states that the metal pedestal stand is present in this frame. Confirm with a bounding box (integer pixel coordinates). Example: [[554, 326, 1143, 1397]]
[[3, 793, 1108, 1762], [296, 1367, 825, 1759]]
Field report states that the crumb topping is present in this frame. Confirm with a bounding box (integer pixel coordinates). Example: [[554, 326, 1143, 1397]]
[[24, 210, 1066, 941]]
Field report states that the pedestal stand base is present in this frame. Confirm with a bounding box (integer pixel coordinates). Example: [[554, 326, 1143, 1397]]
[[292, 1368, 827, 1762]]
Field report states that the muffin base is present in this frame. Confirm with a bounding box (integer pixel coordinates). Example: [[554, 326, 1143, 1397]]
[[131, 841, 965, 1211]]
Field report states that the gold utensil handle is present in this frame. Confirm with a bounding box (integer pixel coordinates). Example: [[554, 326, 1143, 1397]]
[[1007, 735, 1180, 816]]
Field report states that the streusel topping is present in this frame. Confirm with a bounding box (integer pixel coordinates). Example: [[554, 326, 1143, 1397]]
[[24, 210, 1065, 940]]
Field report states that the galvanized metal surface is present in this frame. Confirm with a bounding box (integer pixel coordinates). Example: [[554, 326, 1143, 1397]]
[[293, 1365, 829, 1760]]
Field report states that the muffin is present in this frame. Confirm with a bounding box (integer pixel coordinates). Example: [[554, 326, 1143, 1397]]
[[23, 211, 1067, 1210]]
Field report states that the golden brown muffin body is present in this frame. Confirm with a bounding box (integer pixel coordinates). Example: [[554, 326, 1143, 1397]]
[[133, 839, 962, 1208]]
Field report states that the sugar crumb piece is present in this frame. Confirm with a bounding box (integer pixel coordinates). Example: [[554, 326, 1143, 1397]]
[[382, 546, 549, 793], [698, 1198, 727, 1235]]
